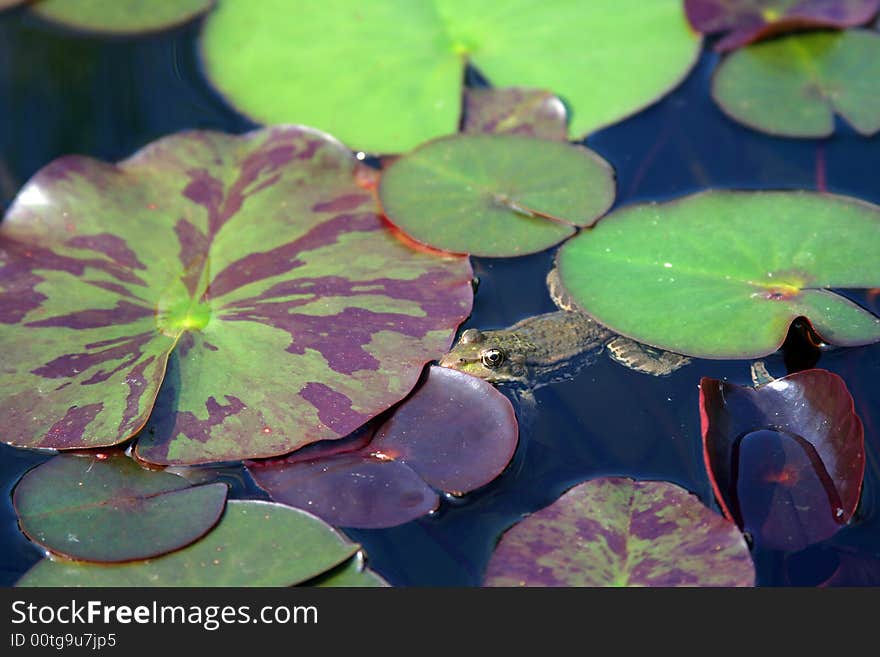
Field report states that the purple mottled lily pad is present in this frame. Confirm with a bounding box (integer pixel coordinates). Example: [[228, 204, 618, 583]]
[[461, 88, 568, 141], [13, 453, 228, 562], [483, 477, 754, 587], [685, 0, 880, 51], [0, 126, 473, 464], [247, 366, 518, 528], [700, 369, 865, 551]]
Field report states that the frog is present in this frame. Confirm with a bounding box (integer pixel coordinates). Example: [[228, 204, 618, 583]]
[[438, 266, 691, 387]]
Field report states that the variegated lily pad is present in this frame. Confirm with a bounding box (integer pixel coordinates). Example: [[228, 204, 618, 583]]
[[483, 477, 755, 587], [13, 452, 228, 562], [16, 500, 359, 586], [0, 126, 473, 464], [248, 366, 518, 528], [462, 87, 568, 141], [29, 0, 215, 34], [685, 0, 880, 51]]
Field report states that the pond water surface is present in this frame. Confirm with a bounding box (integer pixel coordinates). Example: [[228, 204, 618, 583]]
[[0, 12, 878, 587]]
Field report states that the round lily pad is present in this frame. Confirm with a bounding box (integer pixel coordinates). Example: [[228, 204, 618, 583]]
[[16, 500, 359, 587], [379, 134, 616, 257], [0, 126, 473, 463], [555, 190, 880, 359], [462, 87, 568, 141], [685, 0, 880, 51], [200, 0, 701, 153], [312, 552, 390, 587], [700, 369, 865, 551], [248, 365, 518, 528], [712, 30, 880, 137], [483, 477, 755, 587], [13, 453, 228, 562], [30, 0, 214, 34]]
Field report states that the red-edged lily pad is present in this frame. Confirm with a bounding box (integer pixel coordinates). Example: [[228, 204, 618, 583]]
[[461, 87, 568, 141], [13, 452, 228, 562], [16, 500, 360, 586], [378, 134, 616, 257], [247, 365, 518, 528], [0, 126, 473, 464], [29, 0, 215, 34], [700, 369, 865, 551], [685, 0, 880, 51], [483, 477, 755, 587]]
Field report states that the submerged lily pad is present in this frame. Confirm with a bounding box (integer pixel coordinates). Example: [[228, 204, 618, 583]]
[[462, 87, 568, 141], [17, 500, 359, 586], [0, 126, 473, 463], [30, 0, 214, 34], [248, 365, 518, 528], [700, 369, 865, 550], [379, 134, 616, 257], [483, 477, 754, 587], [555, 190, 880, 359], [685, 0, 880, 51], [13, 453, 227, 562], [712, 30, 880, 137], [200, 0, 700, 153]]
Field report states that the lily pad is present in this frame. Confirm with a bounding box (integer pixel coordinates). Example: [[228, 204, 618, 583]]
[[700, 369, 865, 550], [247, 365, 518, 528], [16, 500, 359, 586], [712, 30, 880, 137], [29, 0, 215, 34], [378, 134, 616, 257], [200, 0, 701, 153], [462, 87, 568, 141], [0, 0, 27, 10], [685, 0, 880, 51], [13, 453, 228, 562], [555, 190, 880, 359], [0, 126, 473, 463], [312, 551, 390, 587], [483, 477, 755, 587]]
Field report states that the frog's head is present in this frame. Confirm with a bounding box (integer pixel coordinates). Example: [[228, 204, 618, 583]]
[[438, 328, 527, 384]]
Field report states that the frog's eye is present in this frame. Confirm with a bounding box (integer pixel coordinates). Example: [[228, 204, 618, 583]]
[[460, 328, 484, 344], [480, 348, 505, 369]]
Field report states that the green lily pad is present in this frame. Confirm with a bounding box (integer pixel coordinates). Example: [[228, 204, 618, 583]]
[[483, 477, 755, 587], [30, 0, 214, 34], [13, 453, 228, 562], [712, 30, 880, 137], [312, 552, 390, 587], [200, 0, 701, 153], [462, 87, 568, 141], [0, 126, 473, 463], [378, 134, 615, 257], [16, 500, 360, 586], [555, 190, 880, 359]]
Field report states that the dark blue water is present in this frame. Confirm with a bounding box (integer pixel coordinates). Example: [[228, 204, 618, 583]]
[[1, 10, 879, 587]]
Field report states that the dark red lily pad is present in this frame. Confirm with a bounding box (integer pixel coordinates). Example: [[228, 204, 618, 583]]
[[0, 126, 473, 464], [700, 369, 865, 551], [685, 0, 880, 51], [461, 87, 568, 141], [247, 366, 518, 528], [483, 477, 755, 587], [13, 452, 228, 562]]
